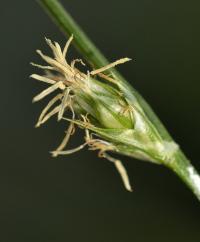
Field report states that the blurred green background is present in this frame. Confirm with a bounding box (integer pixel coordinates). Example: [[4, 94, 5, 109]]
[[1, 0, 200, 241]]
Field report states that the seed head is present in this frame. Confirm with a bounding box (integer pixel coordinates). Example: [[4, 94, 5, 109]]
[[31, 36, 178, 192]]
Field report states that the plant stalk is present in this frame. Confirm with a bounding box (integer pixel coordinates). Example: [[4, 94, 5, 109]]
[[37, 0, 200, 201]]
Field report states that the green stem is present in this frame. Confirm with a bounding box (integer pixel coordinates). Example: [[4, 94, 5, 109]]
[[169, 152, 200, 200], [37, 0, 200, 201]]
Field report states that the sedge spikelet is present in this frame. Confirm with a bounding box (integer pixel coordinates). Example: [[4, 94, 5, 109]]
[[31, 36, 178, 192]]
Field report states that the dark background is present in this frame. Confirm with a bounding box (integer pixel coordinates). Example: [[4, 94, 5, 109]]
[[1, 0, 200, 241]]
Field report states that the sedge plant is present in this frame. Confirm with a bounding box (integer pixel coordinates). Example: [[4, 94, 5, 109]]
[[31, 0, 200, 200]]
